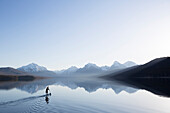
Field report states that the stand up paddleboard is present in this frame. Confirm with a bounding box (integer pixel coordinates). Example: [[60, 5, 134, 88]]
[[46, 93, 51, 96]]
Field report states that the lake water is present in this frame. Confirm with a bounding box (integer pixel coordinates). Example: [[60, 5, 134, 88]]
[[0, 77, 170, 113]]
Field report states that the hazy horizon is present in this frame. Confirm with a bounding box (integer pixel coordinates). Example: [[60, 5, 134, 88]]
[[1, 0, 170, 70]]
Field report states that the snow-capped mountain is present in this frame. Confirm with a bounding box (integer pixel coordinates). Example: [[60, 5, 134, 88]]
[[55, 61, 137, 76], [18, 63, 57, 77], [101, 66, 110, 71], [55, 66, 78, 74], [18, 63, 47, 72], [110, 61, 126, 70], [66, 66, 78, 72], [123, 61, 137, 67], [84, 63, 100, 69], [17, 61, 137, 77], [76, 63, 102, 74], [113, 61, 122, 67]]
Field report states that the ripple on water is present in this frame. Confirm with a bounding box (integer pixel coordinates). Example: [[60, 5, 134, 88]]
[[24, 97, 46, 113], [0, 94, 163, 113]]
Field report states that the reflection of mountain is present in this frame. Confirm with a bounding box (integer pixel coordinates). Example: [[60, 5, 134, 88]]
[[0, 78, 138, 94], [103, 57, 170, 97], [114, 78, 170, 98], [53, 78, 138, 94], [17, 79, 57, 93], [1, 76, 170, 97]]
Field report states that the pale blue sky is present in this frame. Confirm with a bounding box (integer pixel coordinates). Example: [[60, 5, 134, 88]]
[[0, 0, 170, 70]]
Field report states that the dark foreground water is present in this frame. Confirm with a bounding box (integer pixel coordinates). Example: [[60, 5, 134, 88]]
[[0, 77, 170, 113]]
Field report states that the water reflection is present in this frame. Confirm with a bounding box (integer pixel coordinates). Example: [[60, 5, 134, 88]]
[[45, 93, 51, 104], [0, 77, 170, 113], [45, 96, 49, 104], [0, 77, 138, 94], [0, 76, 170, 98], [113, 77, 170, 97]]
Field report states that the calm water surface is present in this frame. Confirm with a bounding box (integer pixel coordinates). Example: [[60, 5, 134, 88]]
[[0, 78, 170, 113]]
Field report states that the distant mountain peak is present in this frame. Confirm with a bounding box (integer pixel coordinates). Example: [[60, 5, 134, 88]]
[[54, 61, 137, 75], [110, 61, 123, 68], [84, 63, 99, 68], [123, 61, 137, 67], [66, 66, 78, 72], [68, 66, 78, 70], [113, 61, 121, 66], [109, 61, 126, 70], [105, 57, 170, 80], [18, 63, 47, 72], [27, 63, 39, 67], [30, 63, 38, 65], [101, 66, 110, 71]]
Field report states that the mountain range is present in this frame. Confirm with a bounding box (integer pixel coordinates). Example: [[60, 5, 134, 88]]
[[0, 61, 137, 77], [55, 61, 137, 76], [1, 57, 170, 97], [4, 56, 170, 78], [102, 57, 170, 97], [103, 57, 170, 79]]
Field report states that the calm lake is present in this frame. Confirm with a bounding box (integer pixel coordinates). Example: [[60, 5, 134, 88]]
[[0, 77, 170, 113]]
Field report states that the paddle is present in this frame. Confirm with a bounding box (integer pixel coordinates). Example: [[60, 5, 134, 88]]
[[48, 89, 52, 96]]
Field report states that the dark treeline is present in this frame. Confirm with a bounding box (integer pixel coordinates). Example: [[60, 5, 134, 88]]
[[0, 75, 35, 81]]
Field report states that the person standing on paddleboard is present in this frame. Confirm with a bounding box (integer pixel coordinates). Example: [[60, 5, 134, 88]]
[[46, 86, 50, 95]]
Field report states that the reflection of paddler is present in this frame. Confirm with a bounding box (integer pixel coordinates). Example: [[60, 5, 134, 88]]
[[45, 96, 49, 104]]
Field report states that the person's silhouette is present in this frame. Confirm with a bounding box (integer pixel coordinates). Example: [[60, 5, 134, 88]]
[[45, 86, 50, 95], [45, 86, 51, 104]]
